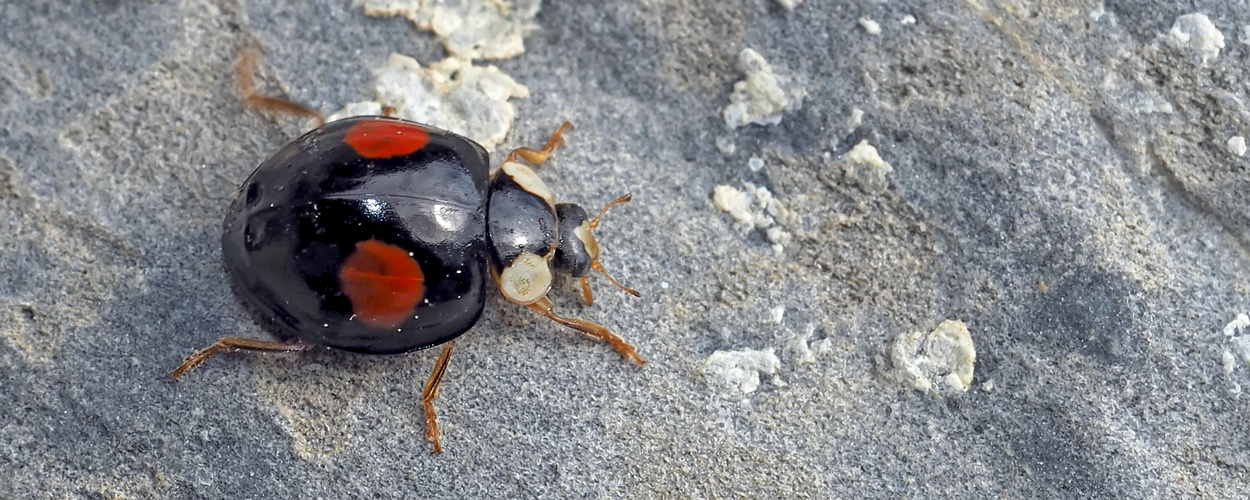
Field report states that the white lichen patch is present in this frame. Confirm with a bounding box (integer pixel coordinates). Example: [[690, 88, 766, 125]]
[[1224, 313, 1250, 337], [357, 0, 541, 60], [702, 348, 781, 396], [1227, 136, 1247, 157], [859, 17, 882, 35], [1169, 13, 1225, 64], [1089, 4, 1106, 22], [843, 139, 894, 195], [785, 324, 819, 365], [766, 305, 786, 324], [712, 183, 797, 254], [1223, 350, 1239, 376], [847, 140, 889, 169], [1224, 314, 1250, 377], [712, 185, 753, 225], [891, 320, 976, 394], [765, 227, 789, 251], [1127, 91, 1175, 114], [774, 0, 803, 10], [328, 54, 529, 149], [723, 49, 793, 129], [748, 156, 765, 172], [847, 107, 864, 132]]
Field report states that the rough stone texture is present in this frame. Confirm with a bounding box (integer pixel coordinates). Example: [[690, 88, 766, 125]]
[[2, 0, 1249, 498]]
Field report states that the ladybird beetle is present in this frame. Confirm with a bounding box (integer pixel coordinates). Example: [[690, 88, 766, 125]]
[[172, 49, 642, 454]]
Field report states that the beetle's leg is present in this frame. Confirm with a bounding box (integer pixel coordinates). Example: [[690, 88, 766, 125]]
[[236, 46, 325, 126], [421, 341, 455, 454], [578, 276, 594, 306], [504, 122, 573, 164], [526, 297, 644, 366], [171, 337, 313, 380]]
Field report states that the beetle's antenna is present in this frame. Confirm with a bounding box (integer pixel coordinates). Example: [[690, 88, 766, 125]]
[[588, 194, 640, 298], [235, 45, 325, 126], [589, 194, 632, 229]]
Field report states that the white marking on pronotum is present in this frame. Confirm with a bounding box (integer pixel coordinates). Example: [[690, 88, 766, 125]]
[[501, 161, 554, 203], [499, 251, 553, 304]]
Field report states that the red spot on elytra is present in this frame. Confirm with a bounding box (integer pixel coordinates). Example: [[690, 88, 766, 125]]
[[339, 240, 426, 329], [344, 120, 431, 159]]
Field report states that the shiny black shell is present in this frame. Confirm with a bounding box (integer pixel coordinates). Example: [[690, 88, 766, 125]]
[[221, 116, 490, 354], [486, 167, 558, 269]]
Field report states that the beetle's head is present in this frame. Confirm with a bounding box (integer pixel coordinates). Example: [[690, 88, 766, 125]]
[[552, 195, 640, 304]]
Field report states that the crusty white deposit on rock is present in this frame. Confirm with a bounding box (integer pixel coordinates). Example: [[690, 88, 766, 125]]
[[774, 0, 803, 11], [357, 0, 541, 60], [327, 54, 529, 149], [712, 183, 796, 254], [859, 17, 881, 35], [702, 348, 781, 397], [891, 320, 976, 394], [785, 324, 827, 365], [846, 108, 864, 132], [722, 48, 793, 129], [1224, 313, 1250, 378], [1169, 13, 1225, 64], [1227, 136, 1247, 157], [843, 140, 894, 195], [712, 185, 753, 225]]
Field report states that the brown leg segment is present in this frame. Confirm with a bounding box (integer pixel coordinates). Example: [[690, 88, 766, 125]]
[[526, 297, 644, 366], [503, 122, 573, 164], [421, 341, 455, 454], [171, 336, 313, 381], [235, 46, 325, 126], [579, 275, 595, 306]]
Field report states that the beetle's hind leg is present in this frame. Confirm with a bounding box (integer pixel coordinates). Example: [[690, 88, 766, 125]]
[[235, 45, 325, 126], [526, 297, 644, 366], [504, 122, 573, 165], [171, 336, 313, 380]]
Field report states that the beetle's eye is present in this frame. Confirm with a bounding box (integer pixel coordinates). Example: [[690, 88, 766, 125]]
[[245, 182, 261, 206]]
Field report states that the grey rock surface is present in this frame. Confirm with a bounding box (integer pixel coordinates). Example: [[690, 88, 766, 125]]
[[2, 0, 1249, 497]]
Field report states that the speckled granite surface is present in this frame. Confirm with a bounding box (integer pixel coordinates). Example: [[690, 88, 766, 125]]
[[2, 0, 1249, 497]]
